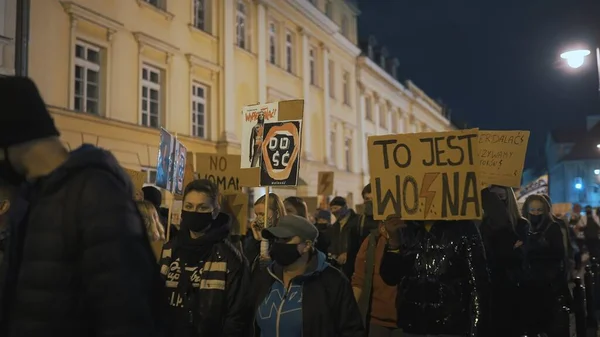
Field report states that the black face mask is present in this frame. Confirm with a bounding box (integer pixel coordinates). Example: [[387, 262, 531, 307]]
[[0, 148, 24, 186], [181, 210, 213, 233], [586, 211, 593, 216], [332, 207, 348, 219], [363, 201, 373, 216], [269, 242, 302, 266], [529, 214, 543, 226]]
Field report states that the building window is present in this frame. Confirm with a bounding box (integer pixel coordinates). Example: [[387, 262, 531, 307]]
[[341, 15, 349, 37], [191, 83, 207, 138], [144, 0, 164, 9], [345, 137, 352, 172], [328, 60, 335, 98], [193, 0, 206, 31], [342, 71, 350, 105], [236, 0, 247, 49], [269, 22, 277, 64], [379, 107, 387, 128], [325, 0, 333, 18], [74, 41, 101, 115], [141, 167, 158, 184], [309, 47, 316, 85], [365, 96, 372, 120], [330, 129, 336, 162], [285, 31, 293, 73], [141, 64, 161, 128]]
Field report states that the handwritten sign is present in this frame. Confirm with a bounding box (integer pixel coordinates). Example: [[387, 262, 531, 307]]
[[368, 129, 482, 221], [124, 168, 146, 191], [196, 153, 242, 192], [260, 120, 302, 186], [478, 130, 529, 187], [317, 171, 334, 195]]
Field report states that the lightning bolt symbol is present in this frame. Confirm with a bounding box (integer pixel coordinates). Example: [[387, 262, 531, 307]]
[[319, 173, 332, 195], [498, 159, 503, 170], [419, 173, 440, 217]]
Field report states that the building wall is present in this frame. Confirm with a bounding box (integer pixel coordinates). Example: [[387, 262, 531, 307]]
[[0, 0, 16, 75], [27, 0, 451, 209], [550, 160, 600, 205]]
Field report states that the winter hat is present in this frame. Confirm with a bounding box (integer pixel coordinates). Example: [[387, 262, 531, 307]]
[[316, 209, 331, 222], [329, 196, 347, 208], [0, 76, 60, 147], [142, 186, 163, 210]]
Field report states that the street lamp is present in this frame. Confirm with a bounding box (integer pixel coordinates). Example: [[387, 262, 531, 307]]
[[560, 46, 600, 97]]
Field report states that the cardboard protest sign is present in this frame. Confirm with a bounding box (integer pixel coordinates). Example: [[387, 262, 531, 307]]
[[317, 171, 334, 195], [478, 130, 529, 188], [241, 102, 278, 169], [183, 152, 195, 188], [517, 174, 548, 204], [196, 153, 242, 192], [156, 128, 175, 191], [552, 203, 572, 216], [260, 120, 302, 186], [355, 203, 365, 215], [172, 140, 187, 196], [124, 168, 146, 191], [219, 193, 248, 235], [302, 197, 319, 214], [368, 129, 482, 221]]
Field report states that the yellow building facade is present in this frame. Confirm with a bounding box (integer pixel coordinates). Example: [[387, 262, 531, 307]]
[[23, 0, 452, 207]]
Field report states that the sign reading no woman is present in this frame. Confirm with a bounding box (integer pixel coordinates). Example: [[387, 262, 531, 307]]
[[478, 130, 529, 188], [196, 153, 242, 192], [367, 129, 482, 221]]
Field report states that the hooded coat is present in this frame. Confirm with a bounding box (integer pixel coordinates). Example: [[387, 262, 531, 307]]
[[0, 144, 165, 337]]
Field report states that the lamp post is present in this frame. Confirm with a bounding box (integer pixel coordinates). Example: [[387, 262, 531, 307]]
[[560, 47, 600, 98]]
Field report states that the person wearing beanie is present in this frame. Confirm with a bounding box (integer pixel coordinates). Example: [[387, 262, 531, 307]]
[[329, 196, 361, 278], [0, 76, 166, 337], [314, 209, 333, 255], [251, 215, 364, 337]]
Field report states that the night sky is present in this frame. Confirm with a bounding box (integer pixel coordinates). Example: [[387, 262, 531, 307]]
[[358, 0, 600, 169]]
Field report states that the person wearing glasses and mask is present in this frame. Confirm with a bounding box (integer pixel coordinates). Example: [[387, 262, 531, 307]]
[[521, 195, 569, 337], [159, 179, 250, 337], [252, 215, 364, 337]]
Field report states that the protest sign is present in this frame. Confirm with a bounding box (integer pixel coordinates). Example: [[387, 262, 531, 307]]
[[260, 120, 302, 186], [220, 193, 248, 235], [368, 129, 482, 221], [124, 168, 146, 191], [196, 153, 242, 192], [241, 102, 278, 169], [517, 174, 548, 204], [355, 203, 365, 215], [317, 171, 334, 195], [478, 130, 529, 187], [303, 197, 319, 214], [172, 140, 187, 196], [156, 128, 175, 191]]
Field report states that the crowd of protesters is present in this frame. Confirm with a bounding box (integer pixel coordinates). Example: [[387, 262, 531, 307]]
[[0, 76, 593, 337]]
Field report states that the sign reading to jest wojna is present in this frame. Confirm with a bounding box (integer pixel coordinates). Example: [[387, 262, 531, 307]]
[[367, 129, 482, 221], [196, 153, 242, 192]]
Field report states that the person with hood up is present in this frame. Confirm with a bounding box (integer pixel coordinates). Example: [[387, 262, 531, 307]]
[[479, 186, 529, 337], [0, 76, 165, 337], [252, 214, 364, 337], [521, 195, 570, 337], [159, 179, 250, 337], [380, 216, 490, 337]]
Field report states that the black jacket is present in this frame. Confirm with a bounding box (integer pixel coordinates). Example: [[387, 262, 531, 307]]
[[160, 214, 250, 337], [380, 220, 490, 337], [250, 251, 364, 337], [330, 210, 361, 278], [0, 144, 165, 337]]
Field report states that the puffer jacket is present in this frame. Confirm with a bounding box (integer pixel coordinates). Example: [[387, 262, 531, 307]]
[[380, 220, 490, 337], [0, 144, 165, 337], [159, 214, 251, 337]]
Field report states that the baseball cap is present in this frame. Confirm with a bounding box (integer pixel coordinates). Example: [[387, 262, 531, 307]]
[[262, 214, 319, 242]]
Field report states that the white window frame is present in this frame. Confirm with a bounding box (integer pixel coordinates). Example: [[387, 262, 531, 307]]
[[268, 21, 277, 64], [328, 60, 335, 98], [141, 167, 158, 184], [140, 64, 162, 128], [74, 40, 101, 115], [191, 82, 208, 139], [309, 47, 316, 85], [345, 137, 352, 172], [342, 71, 350, 105], [193, 0, 207, 31], [285, 31, 293, 73], [236, 0, 247, 49]]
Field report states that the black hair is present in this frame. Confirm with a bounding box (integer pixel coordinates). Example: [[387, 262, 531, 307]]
[[284, 196, 308, 218], [362, 183, 371, 200], [329, 196, 347, 208], [183, 179, 219, 206]]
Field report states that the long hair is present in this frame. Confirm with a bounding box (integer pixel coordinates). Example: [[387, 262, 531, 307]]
[[284, 196, 308, 218], [521, 194, 552, 226], [504, 187, 522, 229], [254, 192, 286, 226], [136, 200, 165, 242]]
